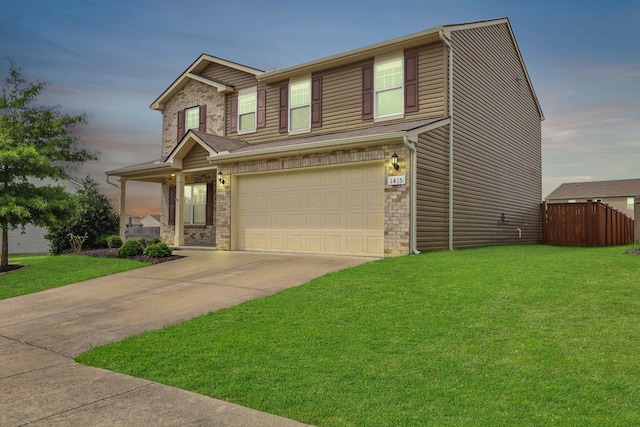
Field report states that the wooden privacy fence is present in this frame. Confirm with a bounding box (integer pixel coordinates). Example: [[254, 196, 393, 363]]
[[541, 200, 634, 247]]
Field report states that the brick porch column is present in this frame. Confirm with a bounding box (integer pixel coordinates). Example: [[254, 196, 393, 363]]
[[174, 174, 185, 246], [119, 179, 127, 240]]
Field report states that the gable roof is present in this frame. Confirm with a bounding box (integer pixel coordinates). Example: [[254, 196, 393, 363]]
[[546, 178, 640, 200], [150, 54, 264, 111]]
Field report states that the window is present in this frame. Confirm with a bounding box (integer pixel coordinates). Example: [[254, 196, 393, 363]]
[[238, 91, 257, 132], [185, 107, 200, 131], [375, 58, 403, 118], [184, 184, 207, 225], [289, 80, 310, 131], [628, 197, 635, 210]]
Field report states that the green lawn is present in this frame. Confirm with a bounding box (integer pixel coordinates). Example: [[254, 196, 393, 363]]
[[0, 255, 150, 300], [77, 245, 640, 426]]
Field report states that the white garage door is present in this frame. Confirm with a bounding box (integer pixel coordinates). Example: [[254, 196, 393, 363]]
[[236, 162, 384, 256]]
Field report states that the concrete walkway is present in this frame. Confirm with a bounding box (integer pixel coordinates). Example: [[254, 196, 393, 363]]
[[0, 250, 376, 426]]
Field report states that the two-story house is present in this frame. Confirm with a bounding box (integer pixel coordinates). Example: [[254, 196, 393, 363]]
[[107, 18, 543, 257]]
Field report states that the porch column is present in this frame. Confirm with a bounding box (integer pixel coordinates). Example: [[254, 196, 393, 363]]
[[119, 179, 127, 240], [174, 173, 185, 246]]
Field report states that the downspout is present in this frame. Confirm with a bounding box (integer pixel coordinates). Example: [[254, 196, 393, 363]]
[[439, 29, 455, 251], [403, 135, 420, 255]]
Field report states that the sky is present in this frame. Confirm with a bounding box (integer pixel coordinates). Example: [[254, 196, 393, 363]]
[[1, 0, 638, 216]]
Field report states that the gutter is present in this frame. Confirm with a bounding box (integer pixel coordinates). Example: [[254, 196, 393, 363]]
[[439, 29, 455, 251], [403, 136, 420, 255]]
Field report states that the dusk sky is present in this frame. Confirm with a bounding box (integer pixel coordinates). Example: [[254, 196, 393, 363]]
[[2, 0, 638, 216]]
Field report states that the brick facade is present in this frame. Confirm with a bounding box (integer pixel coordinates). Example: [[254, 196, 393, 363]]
[[162, 80, 225, 157]]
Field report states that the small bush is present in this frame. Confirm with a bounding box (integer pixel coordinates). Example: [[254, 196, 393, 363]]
[[150, 237, 162, 245], [106, 235, 123, 248], [138, 238, 149, 248], [95, 234, 111, 248], [69, 233, 88, 254], [117, 240, 144, 257], [144, 242, 172, 258]]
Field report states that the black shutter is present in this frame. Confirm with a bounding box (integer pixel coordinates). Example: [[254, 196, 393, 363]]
[[205, 182, 214, 225], [279, 84, 288, 133], [168, 186, 176, 226], [257, 90, 266, 128], [230, 96, 238, 133], [177, 110, 185, 142], [199, 105, 207, 132], [311, 75, 322, 128], [361, 63, 374, 120], [404, 51, 419, 113]]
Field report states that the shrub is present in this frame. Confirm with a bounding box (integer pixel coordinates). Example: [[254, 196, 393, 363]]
[[95, 234, 112, 248], [150, 237, 162, 245], [144, 242, 172, 258], [117, 239, 144, 257], [106, 235, 123, 248], [138, 238, 149, 248], [69, 233, 88, 254]]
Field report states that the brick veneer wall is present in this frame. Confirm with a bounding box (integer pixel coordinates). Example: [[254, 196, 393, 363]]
[[161, 79, 225, 157], [215, 143, 412, 256], [160, 174, 216, 246]]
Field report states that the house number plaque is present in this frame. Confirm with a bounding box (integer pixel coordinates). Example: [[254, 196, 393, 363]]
[[387, 175, 406, 186]]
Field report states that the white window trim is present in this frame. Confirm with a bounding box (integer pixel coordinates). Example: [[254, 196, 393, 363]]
[[184, 183, 206, 225], [374, 51, 404, 121], [185, 106, 200, 131], [237, 87, 257, 135], [288, 74, 311, 134]]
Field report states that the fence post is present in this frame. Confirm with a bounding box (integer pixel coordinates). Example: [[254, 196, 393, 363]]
[[635, 197, 640, 244]]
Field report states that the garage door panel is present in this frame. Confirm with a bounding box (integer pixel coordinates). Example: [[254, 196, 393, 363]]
[[237, 163, 384, 256]]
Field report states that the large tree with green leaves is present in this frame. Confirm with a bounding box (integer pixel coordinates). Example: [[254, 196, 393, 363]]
[[0, 63, 97, 271]]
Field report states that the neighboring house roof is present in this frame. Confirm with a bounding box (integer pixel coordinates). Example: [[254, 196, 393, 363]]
[[546, 178, 640, 200]]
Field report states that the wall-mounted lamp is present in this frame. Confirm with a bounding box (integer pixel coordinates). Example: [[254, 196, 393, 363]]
[[391, 152, 399, 171], [217, 170, 225, 185]]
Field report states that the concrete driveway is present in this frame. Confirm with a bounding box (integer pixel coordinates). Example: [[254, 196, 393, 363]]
[[0, 250, 376, 426]]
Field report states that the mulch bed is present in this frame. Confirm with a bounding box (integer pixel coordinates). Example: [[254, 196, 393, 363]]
[[79, 248, 185, 264]]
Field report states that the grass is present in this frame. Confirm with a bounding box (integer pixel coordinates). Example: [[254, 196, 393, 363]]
[[76, 245, 640, 426], [0, 254, 150, 300]]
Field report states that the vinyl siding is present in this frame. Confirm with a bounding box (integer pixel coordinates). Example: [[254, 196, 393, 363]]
[[450, 22, 542, 248], [201, 62, 257, 89], [182, 144, 211, 170], [224, 42, 447, 144], [416, 125, 450, 251]]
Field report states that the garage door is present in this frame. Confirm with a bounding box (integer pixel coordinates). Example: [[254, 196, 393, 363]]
[[236, 162, 384, 256]]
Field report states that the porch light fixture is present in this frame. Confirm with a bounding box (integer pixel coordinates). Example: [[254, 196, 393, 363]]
[[217, 170, 225, 185], [391, 152, 399, 171]]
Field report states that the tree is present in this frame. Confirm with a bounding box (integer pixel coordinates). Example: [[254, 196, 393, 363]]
[[45, 176, 119, 254], [0, 63, 97, 271]]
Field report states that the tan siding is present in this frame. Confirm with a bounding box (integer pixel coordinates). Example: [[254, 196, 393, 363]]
[[416, 125, 450, 251], [225, 42, 448, 144], [182, 144, 210, 170], [200, 63, 258, 89], [450, 23, 542, 248]]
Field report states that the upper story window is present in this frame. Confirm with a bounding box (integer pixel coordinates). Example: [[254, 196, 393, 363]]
[[231, 88, 265, 134], [177, 105, 206, 142], [628, 197, 635, 210], [238, 90, 257, 133], [375, 58, 403, 118], [362, 50, 418, 121], [289, 80, 311, 132], [185, 106, 200, 130]]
